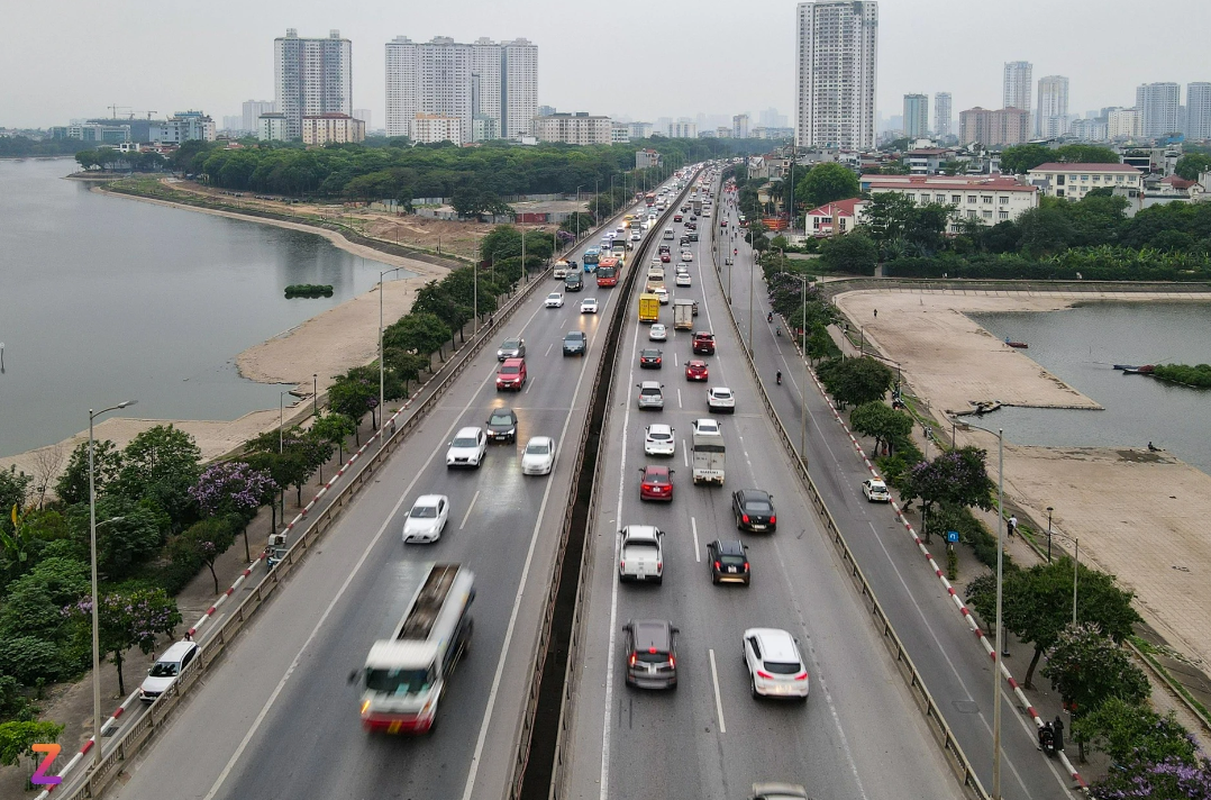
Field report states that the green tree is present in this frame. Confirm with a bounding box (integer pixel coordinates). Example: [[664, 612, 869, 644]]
[[796, 163, 860, 209], [112, 425, 203, 532], [67, 586, 182, 695], [849, 401, 913, 456], [1053, 144, 1121, 164], [967, 557, 1141, 688], [55, 440, 123, 507], [1043, 623, 1149, 761], [1076, 697, 1198, 768], [188, 461, 277, 562], [816, 356, 895, 409], [310, 413, 358, 466], [1016, 204, 1077, 257], [175, 516, 238, 594], [1175, 153, 1211, 180], [0, 720, 66, 774], [999, 144, 1056, 174], [818, 233, 878, 275], [0, 467, 33, 536], [0, 636, 63, 685], [326, 374, 377, 442], [384, 311, 450, 359]]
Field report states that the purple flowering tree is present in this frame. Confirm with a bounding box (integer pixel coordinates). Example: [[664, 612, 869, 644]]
[[65, 587, 182, 695], [188, 461, 277, 561], [898, 446, 996, 542]]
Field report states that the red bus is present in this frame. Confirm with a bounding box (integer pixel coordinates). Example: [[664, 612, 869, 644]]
[[644, 193, 656, 206], [596, 256, 620, 287]]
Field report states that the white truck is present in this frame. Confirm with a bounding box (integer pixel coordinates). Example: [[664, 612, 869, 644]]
[[691, 418, 725, 486], [618, 525, 664, 584], [359, 563, 475, 733], [553, 260, 570, 279], [673, 298, 695, 331]]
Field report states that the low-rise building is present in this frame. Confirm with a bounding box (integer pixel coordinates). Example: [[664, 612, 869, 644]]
[[257, 112, 288, 141], [861, 173, 1038, 230], [804, 198, 867, 236], [902, 147, 957, 175], [1027, 162, 1143, 200], [533, 112, 612, 145], [301, 113, 365, 145], [411, 114, 463, 145], [635, 149, 663, 169], [611, 122, 630, 143], [150, 111, 216, 145]]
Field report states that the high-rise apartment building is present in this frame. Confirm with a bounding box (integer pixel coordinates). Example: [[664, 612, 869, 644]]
[[959, 107, 1030, 147], [354, 108, 372, 130], [934, 92, 952, 137], [668, 118, 697, 139], [1185, 82, 1211, 140], [1036, 75, 1069, 138], [242, 100, 274, 133], [1003, 61, 1033, 111], [274, 29, 352, 141], [533, 113, 611, 145], [386, 35, 535, 144], [1107, 108, 1141, 139], [1135, 82, 1181, 138], [795, 1, 878, 149], [903, 94, 928, 138], [502, 38, 538, 138], [733, 113, 750, 139]]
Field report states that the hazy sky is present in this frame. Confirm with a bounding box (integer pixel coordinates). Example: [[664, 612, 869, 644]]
[[4, 0, 1208, 130]]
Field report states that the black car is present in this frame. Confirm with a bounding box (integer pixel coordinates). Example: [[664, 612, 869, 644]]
[[562, 330, 587, 356], [623, 619, 679, 689], [706, 539, 751, 585], [732, 489, 777, 532], [486, 408, 519, 443], [639, 348, 663, 369]]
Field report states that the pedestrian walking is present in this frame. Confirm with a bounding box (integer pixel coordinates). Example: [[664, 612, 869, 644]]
[[873, 308, 878, 318], [1007, 515, 1018, 537], [1053, 715, 1065, 750]]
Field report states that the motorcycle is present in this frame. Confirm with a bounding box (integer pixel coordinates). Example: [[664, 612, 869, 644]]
[[776, 372, 782, 386], [1039, 724, 1056, 758]]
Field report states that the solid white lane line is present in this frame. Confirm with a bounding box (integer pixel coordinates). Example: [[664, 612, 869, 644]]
[[683, 440, 689, 467], [691, 517, 701, 562], [459, 490, 480, 530], [545, 343, 553, 357], [709, 649, 727, 734], [677, 388, 683, 409]]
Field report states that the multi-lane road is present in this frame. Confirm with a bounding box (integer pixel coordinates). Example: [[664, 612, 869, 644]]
[[106, 164, 1074, 800]]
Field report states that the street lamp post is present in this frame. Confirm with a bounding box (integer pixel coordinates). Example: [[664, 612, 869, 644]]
[[800, 276, 809, 464], [575, 185, 584, 241], [379, 267, 402, 433], [89, 399, 137, 766], [313, 374, 318, 416], [1046, 506, 1055, 562]]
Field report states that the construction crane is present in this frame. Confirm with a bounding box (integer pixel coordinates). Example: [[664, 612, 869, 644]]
[[130, 111, 158, 120], [109, 104, 131, 119]]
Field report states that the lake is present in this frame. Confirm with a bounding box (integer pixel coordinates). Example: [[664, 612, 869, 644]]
[[0, 158, 404, 458]]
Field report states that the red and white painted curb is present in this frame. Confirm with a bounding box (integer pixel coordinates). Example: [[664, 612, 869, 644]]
[[795, 331, 1087, 790]]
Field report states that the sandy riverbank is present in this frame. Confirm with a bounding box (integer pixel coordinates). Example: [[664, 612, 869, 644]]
[[0, 193, 452, 484], [834, 288, 1211, 670]]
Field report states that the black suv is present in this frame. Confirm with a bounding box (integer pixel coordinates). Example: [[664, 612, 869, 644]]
[[562, 330, 587, 356], [623, 619, 679, 689], [707, 539, 751, 585], [732, 489, 777, 532], [486, 408, 519, 443]]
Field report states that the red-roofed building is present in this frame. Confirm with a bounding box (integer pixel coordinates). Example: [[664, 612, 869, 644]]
[[1027, 162, 1143, 200], [804, 198, 867, 237], [860, 174, 1039, 231]]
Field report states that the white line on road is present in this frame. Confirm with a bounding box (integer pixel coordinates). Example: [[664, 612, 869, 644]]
[[683, 440, 689, 467], [544, 343, 553, 357], [459, 490, 480, 530], [708, 649, 726, 734], [691, 517, 700, 562], [677, 388, 683, 409]]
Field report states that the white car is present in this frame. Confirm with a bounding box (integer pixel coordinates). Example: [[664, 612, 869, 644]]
[[707, 386, 736, 413], [743, 628, 809, 700], [580, 297, 599, 314], [675, 273, 692, 287], [675, 263, 689, 275], [545, 292, 564, 308], [862, 478, 891, 502], [649, 323, 668, 341], [521, 436, 556, 476], [644, 423, 676, 456], [654, 287, 669, 305], [680, 251, 694, 262], [402, 494, 449, 543], [139, 640, 200, 702], [630, 231, 642, 241], [446, 426, 487, 468]]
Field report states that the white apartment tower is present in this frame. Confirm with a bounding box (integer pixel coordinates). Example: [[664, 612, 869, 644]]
[[501, 38, 538, 138], [1003, 61, 1033, 112], [1036, 75, 1069, 138], [242, 100, 274, 133], [934, 92, 952, 137], [1184, 82, 1211, 140], [903, 94, 928, 138], [470, 38, 503, 127], [1135, 82, 1181, 138], [274, 29, 352, 141], [795, 1, 878, 149]]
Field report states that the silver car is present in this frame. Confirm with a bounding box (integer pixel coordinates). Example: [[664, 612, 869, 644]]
[[637, 381, 665, 410]]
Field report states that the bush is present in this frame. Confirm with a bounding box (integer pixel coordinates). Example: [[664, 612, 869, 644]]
[[284, 284, 334, 298], [0, 636, 63, 685]]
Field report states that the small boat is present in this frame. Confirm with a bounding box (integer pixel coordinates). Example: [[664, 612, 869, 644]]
[[1122, 364, 1156, 375], [1004, 340, 1029, 349], [1112, 364, 1139, 371]]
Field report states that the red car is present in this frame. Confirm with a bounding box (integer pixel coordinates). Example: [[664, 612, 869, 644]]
[[692, 331, 716, 355], [673, 214, 683, 222], [639, 465, 674, 501], [685, 360, 709, 381], [660, 253, 671, 263]]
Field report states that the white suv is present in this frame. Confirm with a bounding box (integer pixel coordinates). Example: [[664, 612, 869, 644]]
[[446, 426, 487, 469], [140, 640, 200, 702], [742, 628, 809, 701], [644, 424, 676, 456]]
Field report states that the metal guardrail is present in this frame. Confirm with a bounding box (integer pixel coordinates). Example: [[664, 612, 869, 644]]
[[57, 252, 554, 800], [707, 178, 991, 800], [507, 178, 700, 800]]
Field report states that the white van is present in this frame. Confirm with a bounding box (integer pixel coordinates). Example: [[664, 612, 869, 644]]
[[663, 228, 675, 240]]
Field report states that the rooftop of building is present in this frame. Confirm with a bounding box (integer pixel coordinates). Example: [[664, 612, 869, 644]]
[[1028, 162, 1141, 173], [805, 198, 866, 217]]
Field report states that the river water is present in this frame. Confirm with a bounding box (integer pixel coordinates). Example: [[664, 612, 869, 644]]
[[971, 302, 1211, 476], [0, 158, 404, 458]]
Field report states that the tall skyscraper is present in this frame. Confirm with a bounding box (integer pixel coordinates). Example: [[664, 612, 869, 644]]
[[242, 100, 274, 133], [501, 38, 538, 138], [274, 29, 352, 141], [471, 37, 504, 128], [934, 92, 952, 137], [1003, 61, 1033, 112], [1135, 82, 1181, 138], [733, 113, 750, 139], [903, 94, 928, 138], [795, 1, 878, 149], [1185, 82, 1211, 140], [1036, 75, 1069, 138]]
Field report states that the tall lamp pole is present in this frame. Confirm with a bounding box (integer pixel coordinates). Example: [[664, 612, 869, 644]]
[[89, 399, 137, 766], [992, 426, 1005, 800], [379, 267, 402, 432], [800, 276, 809, 463], [1046, 506, 1054, 562]]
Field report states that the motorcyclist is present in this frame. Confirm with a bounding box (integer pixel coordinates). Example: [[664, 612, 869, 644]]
[[767, 311, 773, 323], [776, 371, 782, 385]]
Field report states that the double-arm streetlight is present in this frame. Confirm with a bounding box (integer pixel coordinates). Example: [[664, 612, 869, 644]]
[[89, 400, 137, 765], [379, 267, 403, 434]]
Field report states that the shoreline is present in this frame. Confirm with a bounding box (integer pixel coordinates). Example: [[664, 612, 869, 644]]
[[833, 288, 1211, 671]]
